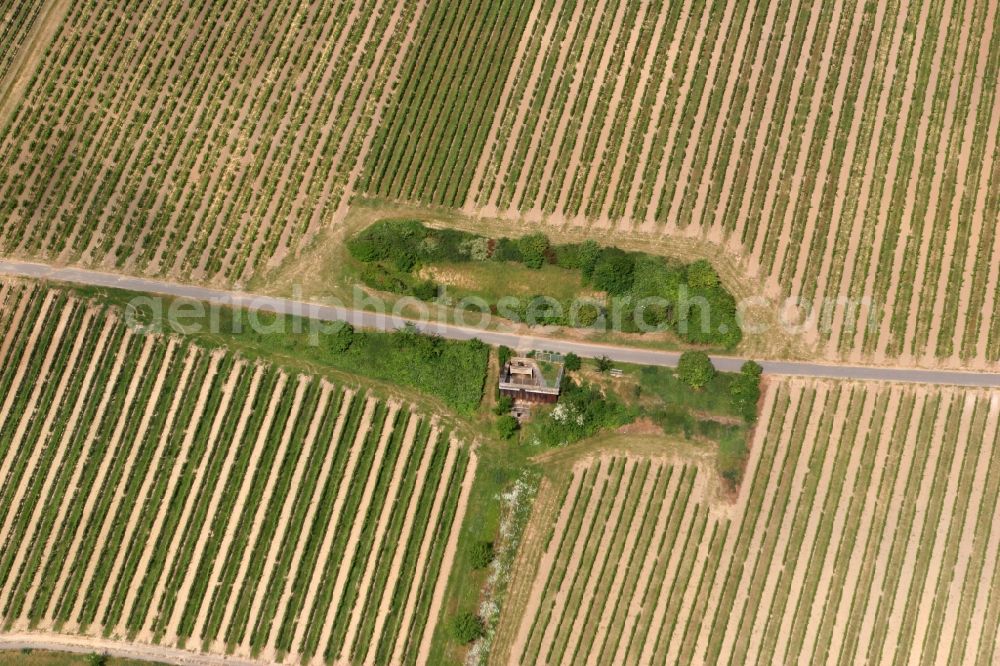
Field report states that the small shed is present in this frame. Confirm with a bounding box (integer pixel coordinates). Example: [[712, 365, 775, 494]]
[[499, 356, 564, 404]]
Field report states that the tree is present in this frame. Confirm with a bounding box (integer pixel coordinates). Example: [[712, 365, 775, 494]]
[[590, 247, 635, 295], [518, 232, 551, 269], [451, 612, 486, 644], [595, 356, 614, 373], [327, 322, 354, 353], [468, 540, 495, 569], [578, 239, 601, 280], [729, 360, 763, 421], [496, 414, 519, 440], [677, 351, 715, 389], [563, 352, 581, 371]]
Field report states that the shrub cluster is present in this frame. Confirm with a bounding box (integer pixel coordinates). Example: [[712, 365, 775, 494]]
[[347, 220, 743, 348], [526, 379, 635, 447]]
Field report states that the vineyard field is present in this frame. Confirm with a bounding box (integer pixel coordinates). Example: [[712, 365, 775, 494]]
[[0, 0, 45, 84], [492, 377, 1000, 665], [0, 280, 477, 665], [0, 0, 426, 284]]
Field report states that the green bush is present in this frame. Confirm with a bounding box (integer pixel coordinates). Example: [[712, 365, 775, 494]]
[[595, 356, 614, 373], [518, 232, 550, 269], [327, 322, 354, 353], [729, 360, 763, 422], [718, 430, 749, 485], [493, 237, 523, 263], [494, 395, 514, 415], [496, 414, 519, 440], [677, 351, 716, 389], [468, 540, 495, 569], [563, 352, 581, 371], [590, 247, 636, 295], [687, 259, 720, 290], [451, 612, 486, 644], [528, 380, 634, 447], [578, 240, 601, 279]]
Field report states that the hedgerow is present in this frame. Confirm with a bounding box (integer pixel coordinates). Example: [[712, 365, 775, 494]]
[[347, 219, 743, 349]]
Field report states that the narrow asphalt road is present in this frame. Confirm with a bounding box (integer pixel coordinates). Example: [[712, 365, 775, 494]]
[[3, 259, 1000, 388]]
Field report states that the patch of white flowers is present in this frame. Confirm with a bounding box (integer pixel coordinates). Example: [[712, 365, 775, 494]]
[[549, 402, 585, 426], [465, 471, 539, 666]]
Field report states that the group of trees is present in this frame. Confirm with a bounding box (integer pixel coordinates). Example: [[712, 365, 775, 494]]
[[347, 220, 742, 348]]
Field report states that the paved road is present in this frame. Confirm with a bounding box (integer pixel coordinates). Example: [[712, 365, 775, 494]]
[[3, 259, 1000, 388]]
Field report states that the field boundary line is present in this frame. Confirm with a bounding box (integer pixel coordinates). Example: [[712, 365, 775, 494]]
[[288, 396, 378, 658], [389, 431, 459, 665], [215, 376, 310, 648], [904, 391, 977, 665], [137, 357, 246, 641], [0, 307, 101, 617], [315, 401, 402, 660], [795, 385, 879, 661], [339, 410, 421, 661], [164, 365, 268, 644], [364, 420, 438, 666], [873, 390, 952, 666], [17, 314, 121, 622], [414, 439, 479, 665], [234, 380, 331, 655], [39, 330, 146, 627], [192, 373, 289, 643], [933, 393, 999, 664], [260, 387, 354, 658]]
